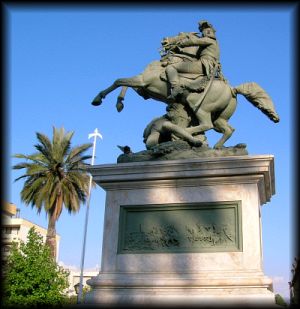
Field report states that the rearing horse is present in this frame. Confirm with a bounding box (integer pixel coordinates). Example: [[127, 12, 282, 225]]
[[91, 56, 279, 149]]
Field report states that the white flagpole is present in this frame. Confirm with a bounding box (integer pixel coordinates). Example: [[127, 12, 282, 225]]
[[78, 128, 102, 304]]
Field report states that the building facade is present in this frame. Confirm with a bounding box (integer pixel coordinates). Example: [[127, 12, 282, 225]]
[[2, 202, 61, 262], [64, 268, 99, 296]]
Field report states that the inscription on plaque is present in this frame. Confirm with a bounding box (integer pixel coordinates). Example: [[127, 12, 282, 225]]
[[118, 201, 242, 254]]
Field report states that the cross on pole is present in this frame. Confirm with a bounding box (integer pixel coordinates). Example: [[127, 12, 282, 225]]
[[78, 128, 102, 304]]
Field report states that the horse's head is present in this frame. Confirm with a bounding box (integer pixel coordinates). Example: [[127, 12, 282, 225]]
[[161, 32, 187, 47], [160, 32, 192, 57], [160, 36, 179, 53], [161, 37, 169, 47]]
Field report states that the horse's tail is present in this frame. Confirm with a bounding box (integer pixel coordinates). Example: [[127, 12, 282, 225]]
[[233, 82, 280, 123]]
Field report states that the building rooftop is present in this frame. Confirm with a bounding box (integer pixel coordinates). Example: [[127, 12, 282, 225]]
[[3, 202, 17, 216]]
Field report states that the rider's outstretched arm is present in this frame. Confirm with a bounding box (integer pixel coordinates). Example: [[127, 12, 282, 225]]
[[179, 36, 212, 48]]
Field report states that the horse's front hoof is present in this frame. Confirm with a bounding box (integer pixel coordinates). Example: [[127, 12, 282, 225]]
[[116, 99, 124, 112], [91, 100, 101, 106], [91, 96, 102, 106], [91, 93, 105, 106]]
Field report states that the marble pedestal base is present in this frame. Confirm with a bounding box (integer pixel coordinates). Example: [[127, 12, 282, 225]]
[[86, 155, 276, 306]]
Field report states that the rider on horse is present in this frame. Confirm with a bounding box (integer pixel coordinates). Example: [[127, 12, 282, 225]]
[[91, 19, 279, 150], [162, 20, 221, 100]]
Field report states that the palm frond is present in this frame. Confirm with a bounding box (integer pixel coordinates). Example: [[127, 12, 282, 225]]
[[14, 174, 30, 182], [66, 143, 92, 162], [13, 152, 44, 162], [12, 162, 33, 170], [34, 144, 53, 164], [13, 153, 33, 159], [52, 127, 74, 162], [36, 132, 53, 154], [67, 158, 92, 172], [20, 176, 46, 209]]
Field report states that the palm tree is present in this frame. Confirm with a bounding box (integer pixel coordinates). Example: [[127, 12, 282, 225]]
[[12, 127, 93, 259]]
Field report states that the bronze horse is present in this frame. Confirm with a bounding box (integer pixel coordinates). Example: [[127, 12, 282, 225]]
[[91, 35, 279, 149]]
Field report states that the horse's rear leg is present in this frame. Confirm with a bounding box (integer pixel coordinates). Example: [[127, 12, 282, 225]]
[[185, 95, 214, 134], [213, 117, 235, 149], [213, 96, 237, 148], [186, 109, 214, 135]]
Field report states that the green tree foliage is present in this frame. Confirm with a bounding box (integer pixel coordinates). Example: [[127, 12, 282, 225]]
[[3, 227, 70, 307], [275, 293, 288, 307], [13, 127, 92, 258]]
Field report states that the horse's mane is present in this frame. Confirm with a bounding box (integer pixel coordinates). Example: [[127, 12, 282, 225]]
[[143, 60, 164, 73]]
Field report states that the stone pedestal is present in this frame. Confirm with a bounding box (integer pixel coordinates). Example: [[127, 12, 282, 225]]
[[86, 155, 276, 306]]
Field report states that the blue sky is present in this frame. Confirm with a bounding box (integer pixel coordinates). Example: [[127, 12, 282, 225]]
[[5, 3, 296, 300]]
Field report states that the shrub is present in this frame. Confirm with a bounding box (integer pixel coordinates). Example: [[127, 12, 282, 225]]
[[3, 227, 69, 307]]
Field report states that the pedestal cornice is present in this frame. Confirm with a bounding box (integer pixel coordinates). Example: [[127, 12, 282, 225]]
[[89, 155, 275, 205]]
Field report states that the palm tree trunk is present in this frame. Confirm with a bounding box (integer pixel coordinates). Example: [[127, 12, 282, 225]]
[[46, 213, 57, 259]]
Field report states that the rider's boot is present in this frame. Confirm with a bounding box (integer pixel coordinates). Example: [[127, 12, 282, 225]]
[[166, 65, 184, 100], [167, 85, 184, 100]]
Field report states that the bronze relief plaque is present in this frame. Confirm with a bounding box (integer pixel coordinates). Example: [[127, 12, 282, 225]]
[[118, 201, 242, 254]]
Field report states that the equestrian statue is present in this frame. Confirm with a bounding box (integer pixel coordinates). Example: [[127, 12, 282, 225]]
[[91, 20, 280, 158]]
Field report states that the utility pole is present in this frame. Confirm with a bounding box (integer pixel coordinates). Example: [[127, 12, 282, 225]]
[[78, 128, 102, 304]]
